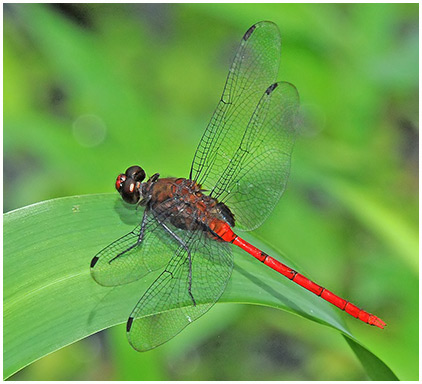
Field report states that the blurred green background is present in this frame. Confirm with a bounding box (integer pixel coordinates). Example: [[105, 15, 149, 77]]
[[4, 3, 418, 381]]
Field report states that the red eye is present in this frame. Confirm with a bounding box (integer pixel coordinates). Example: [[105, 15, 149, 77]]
[[115, 174, 126, 192]]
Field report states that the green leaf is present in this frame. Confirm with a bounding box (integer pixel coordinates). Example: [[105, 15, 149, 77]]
[[4, 194, 397, 380], [344, 337, 398, 381]]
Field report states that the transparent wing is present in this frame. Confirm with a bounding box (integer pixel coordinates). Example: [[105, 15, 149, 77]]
[[189, 21, 281, 190], [214, 82, 299, 230], [90, 205, 180, 287], [126, 229, 233, 351]]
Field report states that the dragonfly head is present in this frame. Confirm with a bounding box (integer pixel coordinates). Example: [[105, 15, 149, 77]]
[[115, 165, 146, 204]]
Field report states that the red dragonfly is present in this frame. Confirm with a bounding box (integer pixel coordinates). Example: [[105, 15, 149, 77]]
[[91, 21, 385, 351]]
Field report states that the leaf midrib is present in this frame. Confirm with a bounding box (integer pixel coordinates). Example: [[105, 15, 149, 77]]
[[4, 270, 88, 315]]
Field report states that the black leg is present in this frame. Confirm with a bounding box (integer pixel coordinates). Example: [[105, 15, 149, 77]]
[[108, 210, 149, 264], [156, 219, 197, 307]]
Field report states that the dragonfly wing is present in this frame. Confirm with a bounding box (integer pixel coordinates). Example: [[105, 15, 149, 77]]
[[214, 82, 300, 230], [126, 229, 233, 351], [90, 206, 181, 286], [190, 21, 281, 191]]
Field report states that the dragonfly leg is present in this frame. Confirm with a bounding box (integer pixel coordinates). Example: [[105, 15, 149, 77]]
[[156, 219, 197, 307], [108, 210, 149, 264]]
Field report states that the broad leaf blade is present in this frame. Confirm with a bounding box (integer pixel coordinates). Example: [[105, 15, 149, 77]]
[[344, 337, 398, 381], [4, 194, 396, 380]]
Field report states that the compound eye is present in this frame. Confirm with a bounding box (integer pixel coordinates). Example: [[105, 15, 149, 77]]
[[115, 174, 126, 192], [125, 166, 145, 182], [119, 178, 140, 204]]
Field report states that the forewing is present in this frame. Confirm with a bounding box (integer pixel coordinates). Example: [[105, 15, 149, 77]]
[[90, 208, 180, 287], [190, 21, 281, 190], [126, 230, 233, 351], [214, 82, 300, 230]]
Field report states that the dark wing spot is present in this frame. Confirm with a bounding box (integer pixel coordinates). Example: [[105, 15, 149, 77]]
[[265, 83, 278, 95], [90, 256, 99, 268], [126, 317, 134, 332], [243, 24, 256, 41]]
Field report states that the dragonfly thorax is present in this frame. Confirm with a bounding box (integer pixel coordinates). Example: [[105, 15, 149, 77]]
[[147, 177, 235, 232]]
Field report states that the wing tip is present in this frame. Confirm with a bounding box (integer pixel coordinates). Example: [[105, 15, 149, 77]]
[[90, 256, 99, 268], [243, 24, 256, 41], [244, 21, 280, 42], [126, 316, 134, 332], [265, 83, 278, 95]]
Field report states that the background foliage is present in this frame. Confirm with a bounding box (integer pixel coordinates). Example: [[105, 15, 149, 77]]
[[4, 3, 418, 380]]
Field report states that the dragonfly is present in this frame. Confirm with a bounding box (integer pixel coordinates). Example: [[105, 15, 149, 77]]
[[91, 21, 385, 351]]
